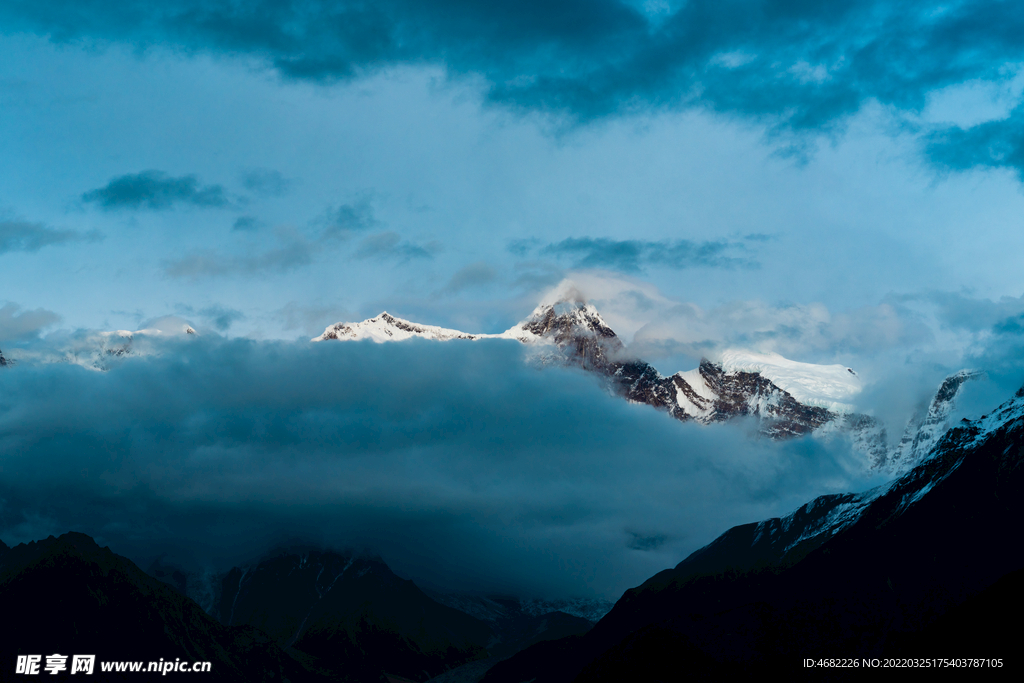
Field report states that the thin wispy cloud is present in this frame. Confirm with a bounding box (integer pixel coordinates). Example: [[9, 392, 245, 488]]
[[163, 194, 433, 278], [355, 231, 437, 261], [0, 219, 101, 253], [533, 237, 758, 272], [444, 262, 498, 294], [240, 168, 291, 198], [175, 303, 245, 332], [163, 238, 314, 280]]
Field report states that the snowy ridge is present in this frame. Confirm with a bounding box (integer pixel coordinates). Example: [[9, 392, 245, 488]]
[[65, 321, 197, 370], [313, 302, 614, 347], [719, 350, 862, 413], [887, 370, 981, 473], [317, 303, 852, 440], [742, 488, 881, 561], [776, 378, 1021, 550], [965, 383, 1024, 448], [313, 312, 486, 343], [313, 297, 981, 474]]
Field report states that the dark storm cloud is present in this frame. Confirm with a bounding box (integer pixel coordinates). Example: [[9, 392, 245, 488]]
[[626, 532, 668, 552], [0, 303, 60, 342], [539, 237, 756, 272], [5, 1, 1024, 139], [925, 104, 1024, 179], [82, 170, 229, 210], [0, 219, 101, 253], [0, 337, 875, 598]]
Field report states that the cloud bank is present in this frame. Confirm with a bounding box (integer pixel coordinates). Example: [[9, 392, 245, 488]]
[[0, 336, 879, 599]]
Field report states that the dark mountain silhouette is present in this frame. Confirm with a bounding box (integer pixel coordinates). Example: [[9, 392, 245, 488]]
[[483, 383, 1024, 681], [0, 532, 325, 682], [212, 548, 493, 681]]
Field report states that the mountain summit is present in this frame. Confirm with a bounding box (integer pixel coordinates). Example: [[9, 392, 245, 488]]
[[314, 294, 980, 474], [315, 296, 908, 463]]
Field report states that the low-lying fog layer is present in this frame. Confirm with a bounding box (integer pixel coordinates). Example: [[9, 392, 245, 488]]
[[1, 334, 1015, 600]]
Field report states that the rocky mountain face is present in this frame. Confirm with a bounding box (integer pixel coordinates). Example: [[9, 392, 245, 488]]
[[316, 300, 845, 439], [481, 380, 1024, 681], [317, 298, 978, 474], [888, 369, 981, 473]]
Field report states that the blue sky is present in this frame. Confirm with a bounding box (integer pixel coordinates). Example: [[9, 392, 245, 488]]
[[5, 1, 1024, 597]]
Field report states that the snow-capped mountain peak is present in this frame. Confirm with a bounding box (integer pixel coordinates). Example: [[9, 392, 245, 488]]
[[312, 298, 621, 350], [314, 299, 857, 440], [313, 312, 482, 343], [503, 300, 620, 346], [311, 297, 982, 474]]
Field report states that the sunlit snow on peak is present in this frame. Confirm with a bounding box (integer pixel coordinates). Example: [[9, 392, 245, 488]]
[[717, 349, 863, 412]]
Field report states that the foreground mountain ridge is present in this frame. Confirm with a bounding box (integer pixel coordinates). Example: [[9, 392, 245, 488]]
[[0, 533, 603, 683], [0, 532, 319, 682], [3, 377, 1018, 680], [480, 375, 1024, 681]]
